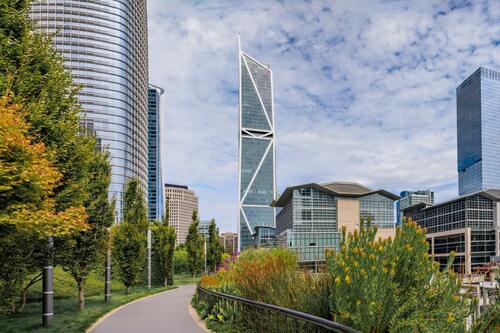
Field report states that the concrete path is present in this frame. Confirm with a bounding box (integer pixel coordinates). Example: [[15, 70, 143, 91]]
[[91, 285, 206, 333]]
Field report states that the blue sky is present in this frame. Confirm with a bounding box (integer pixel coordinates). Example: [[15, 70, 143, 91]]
[[148, 0, 500, 232]]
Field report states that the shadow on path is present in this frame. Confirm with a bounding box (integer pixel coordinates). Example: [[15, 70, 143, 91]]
[[91, 285, 205, 333]]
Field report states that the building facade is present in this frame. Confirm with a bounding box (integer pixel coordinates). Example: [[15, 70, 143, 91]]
[[220, 232, 238, 256], [165, 184, 198, 246], [238, 41, 276, 251], [147, 85, 164, 221], [457, 68, 500, 195], [402, 190, 500, 274], [397, 190, 434, 225], [198, 220, 212, 238], [273, 182, 398, 264], [30, 1, 149, 220]]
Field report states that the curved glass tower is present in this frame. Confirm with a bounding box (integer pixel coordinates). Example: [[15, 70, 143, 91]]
[[30, 1, 149, 220], [238, 40, 276, 251]]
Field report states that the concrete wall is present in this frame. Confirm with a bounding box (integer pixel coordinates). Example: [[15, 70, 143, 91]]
[[337, 198, 360, 234]]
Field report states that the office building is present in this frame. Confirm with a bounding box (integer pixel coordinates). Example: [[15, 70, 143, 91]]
[[272, 182, 399, 265], [457, 68, 500, 195], [165, 184, 198, 246], [30, 1, 149, 220], [199, 220, 212, 238], [220, 232, 238, 255], [238, 41, 276, 251], [397, 190, 434, 225], [147, 85, 164, 221], [402, 190, 500, 274]]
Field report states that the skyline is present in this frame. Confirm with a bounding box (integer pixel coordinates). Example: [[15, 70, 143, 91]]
[[148, 0, 500, 232]]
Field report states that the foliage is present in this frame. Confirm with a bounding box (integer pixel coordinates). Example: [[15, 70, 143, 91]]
[[151, 221, 176, 286], [113, 179, 147, 293], [0, 97, 86, 314], [327, 219, 473, 332], [58, 151, 115, 310], [185, 210, 204, 277], [0, 0, 96, 215], [207, 219, 223, 273], [0, 96, 87, 237], [174, 247, 190, 274], [195, 247, 330, 332], [195, 221, 477, 333], [0, 0, 101, 315]]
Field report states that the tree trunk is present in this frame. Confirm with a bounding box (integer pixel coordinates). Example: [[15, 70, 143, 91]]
[[126, 285, 130, 294], [164, 278, 167, 287], [19, 272, 42, 313], [77, 282, 85, 310], [10, 300, 17, 314], [19, 287, 29, 313]]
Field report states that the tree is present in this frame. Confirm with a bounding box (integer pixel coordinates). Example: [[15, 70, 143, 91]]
[[113, 179, 147, 293], [163, 197, 170, 225], [185, 210, 204, 277], [207, 219, 223, 273], [58, 151, 115, 310], [0, 96, 87, 313], [151, 222, 176, 286], [0, 1, 98, 313]]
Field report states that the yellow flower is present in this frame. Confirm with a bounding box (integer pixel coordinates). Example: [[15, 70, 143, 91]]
[[345, 275, 352, 285], [447, 313, 454, 322], [335, 276, 341, 285]]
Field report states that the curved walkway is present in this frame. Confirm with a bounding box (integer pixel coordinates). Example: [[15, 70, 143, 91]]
[[90, 285, 205, 333]]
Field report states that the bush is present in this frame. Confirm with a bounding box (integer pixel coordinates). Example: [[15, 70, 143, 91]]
[[174, 247, 189, 274], [194, 247, 330, 331], [327, 220, 473, 332], [195, 220, 477, 333]]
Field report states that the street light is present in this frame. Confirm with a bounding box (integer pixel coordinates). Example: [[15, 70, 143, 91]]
[[147, 228, 151, 290], [104, 227, 112, 303], [43, 237, 54, 327], [204, 235, 207, 275]]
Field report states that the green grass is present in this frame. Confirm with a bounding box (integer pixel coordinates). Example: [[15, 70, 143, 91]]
[[0, 286, 173, 333], [173, 273, 201, 286], [27, 267, 124, 301], [0, 269, 198, 333]]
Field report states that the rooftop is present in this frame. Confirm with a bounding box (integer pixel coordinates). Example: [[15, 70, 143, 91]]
[[165, 183, 188, 190], [401, 189, 500, 212], [272, 181, 399, 207]]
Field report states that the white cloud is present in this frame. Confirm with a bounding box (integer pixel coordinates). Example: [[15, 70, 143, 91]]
[[148, 0, 500, 232]]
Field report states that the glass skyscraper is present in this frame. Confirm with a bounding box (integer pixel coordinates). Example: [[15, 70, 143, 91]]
[[30, 1, 149, 220], [238, 41, 276, 251], [147, 85, 164, 221], [457, 68, 500, 195], [396, 190, 434, 225]]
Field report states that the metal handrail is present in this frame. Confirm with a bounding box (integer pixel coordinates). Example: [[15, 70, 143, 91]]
[[197, 285, 360, 333]]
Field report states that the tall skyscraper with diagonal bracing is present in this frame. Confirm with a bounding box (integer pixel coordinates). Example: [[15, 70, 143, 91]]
[[238, 40, 276, 251]]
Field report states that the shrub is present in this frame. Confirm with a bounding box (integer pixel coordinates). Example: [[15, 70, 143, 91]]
[[327, 219, 473, 332], [174, 247, 189, 274]]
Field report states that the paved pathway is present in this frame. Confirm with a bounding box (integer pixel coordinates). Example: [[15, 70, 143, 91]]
[[91, 285, 205, 333]]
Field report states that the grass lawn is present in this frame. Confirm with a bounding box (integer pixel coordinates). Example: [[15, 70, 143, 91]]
[[0, 285, 173, 333], [173, 273, 201, 286], [0, 269, 198, 333]]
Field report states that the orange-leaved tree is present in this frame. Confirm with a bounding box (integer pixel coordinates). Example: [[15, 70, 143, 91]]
[[0, 96, 87, 313]]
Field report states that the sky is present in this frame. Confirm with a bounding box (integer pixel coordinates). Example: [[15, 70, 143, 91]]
[[148, 0, 500, 233]]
